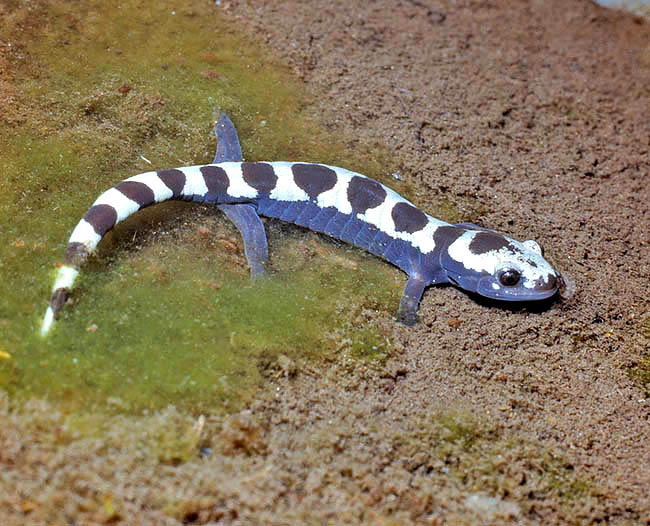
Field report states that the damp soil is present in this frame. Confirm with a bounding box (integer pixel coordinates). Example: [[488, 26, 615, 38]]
[[2, 0, 650, 524]]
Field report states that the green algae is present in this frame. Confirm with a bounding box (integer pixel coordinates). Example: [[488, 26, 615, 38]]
[[0, 0, 406, 413]]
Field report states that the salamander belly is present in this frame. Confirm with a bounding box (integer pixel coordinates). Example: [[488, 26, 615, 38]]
[[256, 197, 424, 273]]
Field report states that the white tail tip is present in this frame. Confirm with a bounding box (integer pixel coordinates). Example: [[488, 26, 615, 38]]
[[40, 306, 55, 337], [53, 266, 79, 291]]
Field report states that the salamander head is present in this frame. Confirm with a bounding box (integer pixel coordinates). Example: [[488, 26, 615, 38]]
[[441, 230, 561, 302]]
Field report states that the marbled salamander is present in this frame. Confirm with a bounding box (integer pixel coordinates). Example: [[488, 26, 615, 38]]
[[41, 113, 560, 336]]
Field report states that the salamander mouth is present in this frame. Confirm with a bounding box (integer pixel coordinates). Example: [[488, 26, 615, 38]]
[[476, 273, 560, 302]]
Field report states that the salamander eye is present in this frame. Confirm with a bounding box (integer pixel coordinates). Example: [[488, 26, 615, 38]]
[[498, 269, 521, 287]]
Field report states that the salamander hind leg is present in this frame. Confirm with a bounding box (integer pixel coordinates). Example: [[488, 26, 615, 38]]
[[213, 112, 243, 163], [218, 203, 269, 280], [211, 113, 268, 279]]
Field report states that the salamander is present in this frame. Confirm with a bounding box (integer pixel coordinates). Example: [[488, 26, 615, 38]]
[[40, 113, 561, 336]]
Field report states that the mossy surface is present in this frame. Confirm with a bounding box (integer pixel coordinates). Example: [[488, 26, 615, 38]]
[[390, 412, 598, 514], [0, 394, 601, 523], [0, 0, 404, 413]]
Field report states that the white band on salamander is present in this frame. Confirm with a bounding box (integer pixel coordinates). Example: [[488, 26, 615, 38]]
[[68, 219, 102, 250], [52, 266, 79, 292], [41, 306, 54, 337]]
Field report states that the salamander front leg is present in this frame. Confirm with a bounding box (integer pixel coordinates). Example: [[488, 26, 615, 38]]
[[218, 203, 269, 280], [396, 274, 428, 326]]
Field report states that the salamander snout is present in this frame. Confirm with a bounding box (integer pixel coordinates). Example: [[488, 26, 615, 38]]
[[536, 272, 559, 293]]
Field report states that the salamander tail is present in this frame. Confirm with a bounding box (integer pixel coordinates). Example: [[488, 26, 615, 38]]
[[39, 168, 186, 336], [40, 242, 88, 337]]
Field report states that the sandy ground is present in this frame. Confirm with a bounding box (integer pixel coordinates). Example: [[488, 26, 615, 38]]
[[2, 0, 650, 524], [221, 0, 650, 521]]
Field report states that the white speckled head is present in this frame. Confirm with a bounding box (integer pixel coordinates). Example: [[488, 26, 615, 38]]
[[443, 230, 560, 301]]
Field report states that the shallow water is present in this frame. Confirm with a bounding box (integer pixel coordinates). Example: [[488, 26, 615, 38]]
[[0, 0, 405, 414]]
